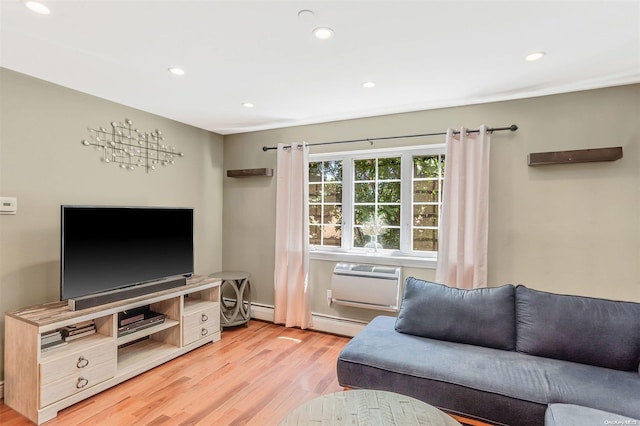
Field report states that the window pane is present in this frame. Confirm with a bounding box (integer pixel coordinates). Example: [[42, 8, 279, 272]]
[[354, 159, 375, 181], [413, 180, 439, 203], [413, 204, 438, 227], [379, 205, 400, 226], [413, 229, 439, 252], [378, 182, 401, 203], [353, 227, 366, 248], [309, 205, 321, 224], [322, 225, 341, 246], [354, 205, 375, 225], [324, 183, 342, 203], [378, 157, 401, 180], [413, 155, 441, 178], [323, 205, 342, 225], [324, 161, 342, 181], [354, 183, 375, 203], [379, 228, 400, 250], [309, 162, 322, 182], [309, 184, 322, 202], [309, 225, 321, 245]]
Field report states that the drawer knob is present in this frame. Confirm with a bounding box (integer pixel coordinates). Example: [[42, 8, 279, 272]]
[[201, 328, 209, 336], [77, 356, 89, 369], [76, 377, 89, 389], [201, 313, 209, 322]]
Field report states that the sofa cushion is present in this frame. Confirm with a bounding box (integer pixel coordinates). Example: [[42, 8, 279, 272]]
[[339, 316, 547, 425], [545, 404, 640, 426], [338, 316, 640, 424], [515, 286, 640, 371], [395, 278, 516, 350]]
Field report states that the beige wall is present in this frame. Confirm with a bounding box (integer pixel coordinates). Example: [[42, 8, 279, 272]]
[[223, 84, 640, 323], [0, 68, 224, 380]]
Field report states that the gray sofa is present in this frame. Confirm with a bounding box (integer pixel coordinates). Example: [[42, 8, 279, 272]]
[[337, 278, 640, 425]]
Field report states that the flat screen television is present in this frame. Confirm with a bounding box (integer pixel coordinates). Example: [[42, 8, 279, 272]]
[[61, 206, 194, 302]]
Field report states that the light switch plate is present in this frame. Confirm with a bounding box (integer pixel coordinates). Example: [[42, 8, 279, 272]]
[[0, 197, 17, 214]]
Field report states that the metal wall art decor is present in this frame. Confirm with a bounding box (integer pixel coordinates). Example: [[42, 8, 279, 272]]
[[82, 118, 184, 173]]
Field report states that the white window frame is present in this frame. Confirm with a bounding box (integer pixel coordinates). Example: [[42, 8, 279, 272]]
[[309, 143, 445, 269]]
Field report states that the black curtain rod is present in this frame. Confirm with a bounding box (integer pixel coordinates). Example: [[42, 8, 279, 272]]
[[262, 124, 518, 151]]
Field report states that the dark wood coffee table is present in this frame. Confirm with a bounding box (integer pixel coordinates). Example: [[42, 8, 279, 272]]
[[280, 389, 462, 425]]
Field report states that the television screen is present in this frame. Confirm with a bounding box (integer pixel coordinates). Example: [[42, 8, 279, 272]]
[[61, 206, 194, 300]]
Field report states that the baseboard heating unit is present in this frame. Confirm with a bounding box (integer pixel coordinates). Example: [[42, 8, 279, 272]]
[[330, 263, 401, 312]]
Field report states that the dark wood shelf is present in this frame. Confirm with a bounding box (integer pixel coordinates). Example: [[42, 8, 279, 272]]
[[226, 168, 274, 178], [527, 147, 623, 166]]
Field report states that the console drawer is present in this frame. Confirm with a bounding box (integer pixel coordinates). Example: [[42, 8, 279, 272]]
[[183, 306, 219, 345], [40, 339, 115, 385], [39, 359, 116, 407]]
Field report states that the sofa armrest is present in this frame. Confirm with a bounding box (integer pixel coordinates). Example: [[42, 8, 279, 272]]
[[545, 404, 640, 426]]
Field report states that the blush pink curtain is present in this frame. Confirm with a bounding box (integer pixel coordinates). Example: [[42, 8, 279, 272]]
[[273, 143, 313, 329], [435, 126, 491, 289]]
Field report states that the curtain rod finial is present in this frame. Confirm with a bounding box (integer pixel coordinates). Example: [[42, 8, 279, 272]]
[[262, 146, 269, 151], [510, 124, 518, 131]]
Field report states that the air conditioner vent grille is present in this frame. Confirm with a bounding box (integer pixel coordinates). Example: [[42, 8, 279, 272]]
[[330, 263, 401, 312]]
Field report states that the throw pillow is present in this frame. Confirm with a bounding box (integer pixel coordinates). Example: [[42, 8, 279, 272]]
[[395, 278, 516, 350], [515, 285, 640, 371]]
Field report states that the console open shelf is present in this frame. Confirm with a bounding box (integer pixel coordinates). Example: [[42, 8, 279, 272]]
[[117, 339, 179, 375], [117, 318, 179, 345], [4, 276, 221, 425]]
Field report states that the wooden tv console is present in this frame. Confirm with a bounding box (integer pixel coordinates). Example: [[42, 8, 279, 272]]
[[4, 275, 221, 424]]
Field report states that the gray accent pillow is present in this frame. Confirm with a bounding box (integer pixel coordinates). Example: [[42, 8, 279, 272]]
[[395, 278, 516, 350], [515, 285, 640, 371]]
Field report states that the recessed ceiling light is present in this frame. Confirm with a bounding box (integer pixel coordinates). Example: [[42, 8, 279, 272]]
[[168, 67, 185, 76], [242, 102, 255, 108], [298, 9, 314, 19], [313, 27, 334, 40], [525, 51, 546, 62], [23, 1, 50, 15], [362, 81, 376, 89]]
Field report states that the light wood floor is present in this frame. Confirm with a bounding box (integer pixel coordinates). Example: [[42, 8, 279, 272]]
[[0, 320, 350, 425]]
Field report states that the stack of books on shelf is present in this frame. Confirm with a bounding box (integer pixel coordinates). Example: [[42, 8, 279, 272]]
[[61, 320, 97, 342], [41, 330, 67, 352]]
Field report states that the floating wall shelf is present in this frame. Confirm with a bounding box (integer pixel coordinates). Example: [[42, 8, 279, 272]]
[[226, 168, 274, 178], [527, 147, 623, 166]]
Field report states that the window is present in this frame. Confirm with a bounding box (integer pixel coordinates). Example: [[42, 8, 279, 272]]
[[412, 154, 445, 251], [309, 160, 343, 247], [353, 157, 401, 250], [309, 145, 445, 259]]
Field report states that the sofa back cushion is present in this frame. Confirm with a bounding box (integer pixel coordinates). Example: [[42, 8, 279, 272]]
[[395, 278, 516, 350], [516, 285, 640, 371]]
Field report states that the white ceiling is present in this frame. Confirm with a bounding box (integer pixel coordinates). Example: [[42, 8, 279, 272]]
[[1, 0, 639, 135]]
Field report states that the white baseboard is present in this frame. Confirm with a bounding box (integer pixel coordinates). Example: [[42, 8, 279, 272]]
[[250, 304, 275, 322], [251, 303, 365, 337]]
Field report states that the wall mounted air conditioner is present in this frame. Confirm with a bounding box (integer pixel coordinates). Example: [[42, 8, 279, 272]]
[[330, 263, 402, 312]]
